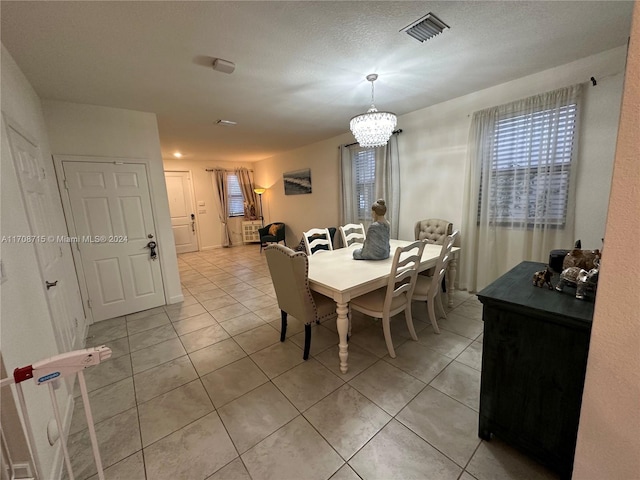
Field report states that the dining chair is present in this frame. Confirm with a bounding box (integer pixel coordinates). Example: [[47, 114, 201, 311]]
[[412, 231, 459, 333], [339, 223, 366, 248], [303, 227, 334, 255], [414, 218, 453, 244], [264, 244, 337, 360], [349, 240, 426, 358]]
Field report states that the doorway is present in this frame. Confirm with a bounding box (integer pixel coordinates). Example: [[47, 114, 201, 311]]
[[59, 160, 166, 322], [164, 171, 199, 254]]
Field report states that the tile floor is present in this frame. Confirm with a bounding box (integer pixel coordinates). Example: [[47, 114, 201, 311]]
[[68, 244, 560, 480]]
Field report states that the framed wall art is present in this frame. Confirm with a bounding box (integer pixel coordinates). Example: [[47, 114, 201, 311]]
[[283, 168, 312, 195]]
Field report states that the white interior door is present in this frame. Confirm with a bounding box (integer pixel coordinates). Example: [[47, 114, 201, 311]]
[[62, 161, 165, 321], [165, 171, 198, 253], [6, 125, 82, 351]]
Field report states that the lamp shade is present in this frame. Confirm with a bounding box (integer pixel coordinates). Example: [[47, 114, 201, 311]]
[[254, 187, 266, 195]]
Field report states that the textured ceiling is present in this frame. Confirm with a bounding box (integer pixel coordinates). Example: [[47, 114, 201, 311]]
[[1, 1, 634, 162]]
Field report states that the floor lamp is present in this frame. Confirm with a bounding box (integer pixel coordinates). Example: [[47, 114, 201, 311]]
[[254, 187, 266, 226]]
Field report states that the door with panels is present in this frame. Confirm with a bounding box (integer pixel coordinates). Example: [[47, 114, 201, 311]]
[[164, 171, 198, 253], [62, 161, 165, 321], [6, 124, 83, 351]]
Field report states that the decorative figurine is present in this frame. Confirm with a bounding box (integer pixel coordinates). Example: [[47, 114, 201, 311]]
[[353, 199, 391, 260], [555, 259, 600, 300], [533, 265, 554, 289]]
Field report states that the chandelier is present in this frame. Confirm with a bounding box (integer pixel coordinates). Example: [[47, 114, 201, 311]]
[[350, 74, 397, 148]]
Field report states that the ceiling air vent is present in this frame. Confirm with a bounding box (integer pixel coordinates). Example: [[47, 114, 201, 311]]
[[401, 13, 449, 42]]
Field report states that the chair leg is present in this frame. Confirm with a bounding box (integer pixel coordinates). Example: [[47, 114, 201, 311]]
[[404, 307, 418, 341], [382, 315, 396, 358], [303, 324, 312, 360], [427, 298, 440, 334], [436, 292, 447, 319], [280, 311, 287, 342]]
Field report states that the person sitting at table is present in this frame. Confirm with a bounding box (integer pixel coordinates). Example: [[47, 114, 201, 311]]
[[353, 199, 390, 261]]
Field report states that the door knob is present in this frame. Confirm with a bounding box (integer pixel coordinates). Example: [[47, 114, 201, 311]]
[[46, 280, 58, 290], [146, 241, 157, 260]]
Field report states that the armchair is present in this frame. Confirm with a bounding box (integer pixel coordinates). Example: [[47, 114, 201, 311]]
[[258, 222, 286, 252]]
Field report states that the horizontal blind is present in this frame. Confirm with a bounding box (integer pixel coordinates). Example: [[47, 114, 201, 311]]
[[354, 149, 376, 220], [227, 173, 245, 217], [483, 103, 577, 226]]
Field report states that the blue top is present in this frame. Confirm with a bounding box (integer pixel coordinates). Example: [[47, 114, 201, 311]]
[[353, 222, 390, 260]]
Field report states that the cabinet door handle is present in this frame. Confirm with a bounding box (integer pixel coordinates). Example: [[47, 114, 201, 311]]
[[46, 280, 58, 290]]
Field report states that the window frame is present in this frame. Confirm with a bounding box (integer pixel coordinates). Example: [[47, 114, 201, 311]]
[[353, 149, 376, 221], [226, 173, 245, 218], [479, 102, 578, 228]]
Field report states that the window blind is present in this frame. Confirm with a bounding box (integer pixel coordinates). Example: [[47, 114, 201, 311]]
[[354, 149, 376, 220], [481, 103, 578, 226], [227, 173, 245, 217]]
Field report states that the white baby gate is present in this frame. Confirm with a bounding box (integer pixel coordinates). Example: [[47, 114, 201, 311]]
[[1, 346, 112, 480]]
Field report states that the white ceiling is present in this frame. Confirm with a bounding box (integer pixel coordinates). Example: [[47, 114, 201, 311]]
[[1, 1, 634, 162]]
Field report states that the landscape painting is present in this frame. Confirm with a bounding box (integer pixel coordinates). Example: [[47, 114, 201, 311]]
[[283, 168, 312, 195]]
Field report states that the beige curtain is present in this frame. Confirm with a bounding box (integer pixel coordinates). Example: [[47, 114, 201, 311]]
[[460, 84, 582, 292], [235, 167, 258, 218], [212, 169, 231, 247], [339, 134, 400, 238]]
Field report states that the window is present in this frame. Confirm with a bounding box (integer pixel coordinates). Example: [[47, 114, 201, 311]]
[[354, 149, 376, 221], [227, 173, 245, 217], [480, 103, 578, 226]]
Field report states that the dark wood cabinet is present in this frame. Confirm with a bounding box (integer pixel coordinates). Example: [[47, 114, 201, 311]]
[[477, 261, 594, 479]]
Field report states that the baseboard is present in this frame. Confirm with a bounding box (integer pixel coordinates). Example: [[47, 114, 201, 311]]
[[167, 293, 184, 304]]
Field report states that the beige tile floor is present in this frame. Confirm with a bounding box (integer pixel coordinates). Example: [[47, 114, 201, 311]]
[[68, 244, 560, 480]]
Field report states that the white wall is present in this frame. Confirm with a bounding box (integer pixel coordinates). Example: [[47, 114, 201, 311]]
[[42, 101, 183, 304], [162, 158, 254, 249], [397, 46, 625, 249], [254, 132, 353, 247], [254, 46, 626, 265], [574, 4, 640, 477], [0, 44, 72, 480]]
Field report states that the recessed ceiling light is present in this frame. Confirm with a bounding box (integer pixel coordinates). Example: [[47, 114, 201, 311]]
[[216, 119, 237, 126], [173, 152, 183, 158]]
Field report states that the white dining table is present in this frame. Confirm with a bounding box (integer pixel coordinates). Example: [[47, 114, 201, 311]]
[[307, 239, 459, 373]]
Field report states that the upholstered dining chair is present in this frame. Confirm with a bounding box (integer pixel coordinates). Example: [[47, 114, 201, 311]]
[[414, 219, 453, 245], [303, 228, 333, 255], [264, 244, 337, 360], [412, 231, 459, 333], [349, 240, 425, 358], [339, 223, 366, 248], [258, 222, 286, 253]]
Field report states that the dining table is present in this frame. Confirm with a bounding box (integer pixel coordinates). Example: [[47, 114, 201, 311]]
[[307, 239, 460, 373]]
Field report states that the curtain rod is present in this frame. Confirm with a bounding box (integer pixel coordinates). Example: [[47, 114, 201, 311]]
[[205, 168, 253, 172], [342, 129, 403, 149]]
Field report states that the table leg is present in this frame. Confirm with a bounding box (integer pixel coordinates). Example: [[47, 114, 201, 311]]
[[336, 301, 349, 374], [447, 257, 458, 308]]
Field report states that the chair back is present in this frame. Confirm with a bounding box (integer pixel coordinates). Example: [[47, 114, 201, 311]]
[[430, 231, 459, 293], [414, 219, 453, 244], [339, 223, 366, 247], [383, 240, 425, 313], [264, 244, 317, 322], [303, 228, 334, 255]]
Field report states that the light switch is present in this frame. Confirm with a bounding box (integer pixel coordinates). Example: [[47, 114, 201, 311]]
[[198, 201, 205, 207], [198, 209, 206, 214]]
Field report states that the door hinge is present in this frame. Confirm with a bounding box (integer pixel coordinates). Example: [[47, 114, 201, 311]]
[[63, 179, 69, 189], [87, 299, 92, 309]]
